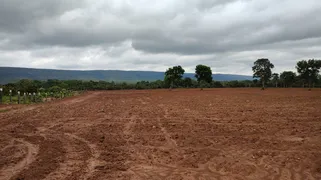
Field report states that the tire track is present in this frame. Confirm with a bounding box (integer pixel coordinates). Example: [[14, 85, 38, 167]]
[[123, 115, 137, 137], [156, 117, 179, 149], [130, 147, 319, 180], [157, 104, 179, 150], [64, 92, 103, 105], [0, 139, 39, 180], [64, 133, 103, 180], [41, 133, 87, 180], [37, 128, 101, 180]]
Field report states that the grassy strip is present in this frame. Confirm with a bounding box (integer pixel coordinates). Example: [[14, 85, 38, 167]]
[[0, 91, 77, 104]]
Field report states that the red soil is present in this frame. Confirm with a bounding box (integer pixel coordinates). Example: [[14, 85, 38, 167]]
[[0, 89, 320, 180]]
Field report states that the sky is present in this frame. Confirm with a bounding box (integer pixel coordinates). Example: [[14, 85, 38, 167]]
[[0, 0, 321, 75]]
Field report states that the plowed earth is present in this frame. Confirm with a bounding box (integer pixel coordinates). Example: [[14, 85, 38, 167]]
[[0, 89, 321, 180]]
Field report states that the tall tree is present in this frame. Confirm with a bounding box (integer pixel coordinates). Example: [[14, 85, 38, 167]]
[[296, 59, 321, 88], [280, 71, 296, 87], [164, 66, 185, 88], [271, 73, 279, 87], [252, 58, 274, 90], [195, 65, 213, 83]]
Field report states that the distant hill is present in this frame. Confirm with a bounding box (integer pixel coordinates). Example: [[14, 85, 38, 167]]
[[0, 67, 252, 84]]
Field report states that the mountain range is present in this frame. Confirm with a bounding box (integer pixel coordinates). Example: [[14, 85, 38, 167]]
[[0, 67, 252, 84]]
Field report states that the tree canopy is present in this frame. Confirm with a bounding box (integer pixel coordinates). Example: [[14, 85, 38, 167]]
[[164, 65, 185, 88], [252, 58, 274, 89], [280, 71, 296, 87], [195, 65, 213, 83], [296, 59, 321, 88]]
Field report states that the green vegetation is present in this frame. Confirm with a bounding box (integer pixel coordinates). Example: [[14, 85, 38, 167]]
[[0, 91, 75, 104], [251, 59, 321, 89], [164, 65, 185, 88], [296, 59, 321, 88], [271, 73, 279, 87], [0, 80, 76, 104], [0, 60, 320, 103], [252, 58, 274, 90], [280, 71, 296, 87], [195, 65, 213, 84]]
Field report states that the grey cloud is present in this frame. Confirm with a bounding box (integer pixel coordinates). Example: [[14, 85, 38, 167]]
[[0, 0, 321, 75], [132, 2, 321, 55], [0, 0, 85, 33], [195, 0, 241, 10]]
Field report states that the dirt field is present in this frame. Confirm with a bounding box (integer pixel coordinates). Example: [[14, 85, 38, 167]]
[[0, 89, 320, 180]]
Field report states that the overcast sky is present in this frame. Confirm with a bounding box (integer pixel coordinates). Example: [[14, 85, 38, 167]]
[[0, 0, 321, 75]]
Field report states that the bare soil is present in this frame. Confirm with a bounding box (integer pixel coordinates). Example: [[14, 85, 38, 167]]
[[0, 89, 321, 180]]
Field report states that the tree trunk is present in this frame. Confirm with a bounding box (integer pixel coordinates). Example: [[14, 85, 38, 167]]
[[262, 80, 265, 90], [276, 82, 278, 88], [169, 81, 173, 90]]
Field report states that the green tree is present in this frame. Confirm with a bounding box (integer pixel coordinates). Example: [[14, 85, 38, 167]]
[[150, 80, 164, 89], [15, 79, 37, 93], [252, 79, 259, 87], [49, 86, 62, 93], [243, 80, 254, 87], [46, 79, 61, 88], [199, 80, 211, 89], [183, 77, 193, 88], [195, 65, 213, 83], [280, 71, 296, 87], [296, 59, 321, 88], [252, 58, 274, 90], [271, 73, 279, 87], [211, 81, 223, 88], [164, 66, 185, 88], [226, 80, 242, 88], [191, 79, 198, 88]]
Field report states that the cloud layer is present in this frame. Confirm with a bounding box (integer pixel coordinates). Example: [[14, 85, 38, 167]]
[[1, 0, 321, 75]]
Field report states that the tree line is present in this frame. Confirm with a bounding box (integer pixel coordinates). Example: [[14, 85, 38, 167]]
[[163, 59, 321, 89], [252, 59, 321, 89], [0, 59, 321, 95], [0, 78, 223, 95]]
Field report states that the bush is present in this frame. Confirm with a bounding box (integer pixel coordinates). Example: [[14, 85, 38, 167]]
[[199, 80, 211, 88]]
